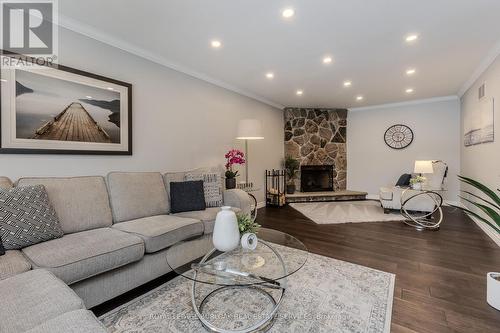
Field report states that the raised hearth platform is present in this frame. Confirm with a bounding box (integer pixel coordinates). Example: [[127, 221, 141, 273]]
[[286, 190, 368, 203]]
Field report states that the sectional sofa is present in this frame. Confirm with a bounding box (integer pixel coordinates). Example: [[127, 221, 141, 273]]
[[0, 170, 251, 333]]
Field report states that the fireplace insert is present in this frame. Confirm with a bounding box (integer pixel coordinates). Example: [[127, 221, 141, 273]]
[[300, 165, 334, 192]]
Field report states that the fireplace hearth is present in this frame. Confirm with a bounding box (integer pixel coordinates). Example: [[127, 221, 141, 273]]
[[301, 165, 334, 192]]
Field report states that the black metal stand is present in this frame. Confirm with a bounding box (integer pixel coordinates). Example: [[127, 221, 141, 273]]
[[265, 169, 286, 207]]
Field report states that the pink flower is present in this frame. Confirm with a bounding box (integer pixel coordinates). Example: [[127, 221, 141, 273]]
[[225, 149, 245, 170]]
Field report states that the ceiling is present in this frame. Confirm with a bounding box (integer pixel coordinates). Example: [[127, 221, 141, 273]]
[[59, 0, 500, 109]]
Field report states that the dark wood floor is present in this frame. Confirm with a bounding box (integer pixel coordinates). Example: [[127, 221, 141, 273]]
[[258, 205, 500, 333]]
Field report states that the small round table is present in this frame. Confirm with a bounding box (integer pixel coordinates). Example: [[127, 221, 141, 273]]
[[400, 188, 444, 230], [166, 228, 308, 333]]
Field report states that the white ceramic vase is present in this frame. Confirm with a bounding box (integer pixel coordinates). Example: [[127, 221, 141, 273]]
[[213, 206, 240, 252], [487, 272, 500, 310], [412, 183, 422, 190]]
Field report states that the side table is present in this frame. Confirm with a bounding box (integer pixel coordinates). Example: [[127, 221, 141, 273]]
[[400, 188, 445, 230]]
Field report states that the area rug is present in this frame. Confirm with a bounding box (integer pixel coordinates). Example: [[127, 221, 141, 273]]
[[290, 200, 405, 224], [100, 245, 395, 333]]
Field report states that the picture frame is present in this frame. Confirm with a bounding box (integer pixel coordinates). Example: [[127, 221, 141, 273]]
[[0, 52, 132, 155]]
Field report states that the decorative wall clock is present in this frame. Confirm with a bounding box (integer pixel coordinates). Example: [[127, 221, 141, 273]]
[[384, 124, 414, 149]]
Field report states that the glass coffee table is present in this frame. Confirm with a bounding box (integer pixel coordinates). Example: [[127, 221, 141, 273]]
[[166, 228, 308, 333]]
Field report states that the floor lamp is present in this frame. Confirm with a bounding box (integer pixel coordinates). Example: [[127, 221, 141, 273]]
[[236, 119, 264, 185]]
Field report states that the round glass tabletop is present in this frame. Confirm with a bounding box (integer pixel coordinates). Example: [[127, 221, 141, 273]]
[[166, 228, 308, 286]]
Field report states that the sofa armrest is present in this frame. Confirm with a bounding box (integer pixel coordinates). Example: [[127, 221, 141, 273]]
[[223, 189, 251, 215]]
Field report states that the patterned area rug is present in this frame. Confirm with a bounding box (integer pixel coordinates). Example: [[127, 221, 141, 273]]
[[100, 246, 395, 333], [290, 200, 405, 224]]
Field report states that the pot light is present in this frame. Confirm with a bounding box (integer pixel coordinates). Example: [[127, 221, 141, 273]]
[[405, 88, 414, 94], [265, 72, 274, 79], [0, 79, 6, 82], [85, 96, 93, 99], [343, 81, 352, 87], [406, 68, 416, 75], [356, 95, 364, 101], [211, 40, 222, 48], [282, 8, 295, 18], [405, 34, 419, 43], [296, 90, 303, 96], [107, 87, 114, 91], [323, 56, 333, 64]]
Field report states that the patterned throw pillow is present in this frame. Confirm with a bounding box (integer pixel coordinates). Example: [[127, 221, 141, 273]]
[[185, 172, 223, 208], [0, 185, 63, 250]]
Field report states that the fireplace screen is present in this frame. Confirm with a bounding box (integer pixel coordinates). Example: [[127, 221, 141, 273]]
[[300, 165, 334, 192]]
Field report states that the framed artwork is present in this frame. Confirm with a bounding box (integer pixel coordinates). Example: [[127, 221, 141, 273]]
[[0, 53, 132, 154], [464, 97, 494, 147]]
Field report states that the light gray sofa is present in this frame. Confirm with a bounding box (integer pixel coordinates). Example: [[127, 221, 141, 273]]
[[0, 171, 252, 332]]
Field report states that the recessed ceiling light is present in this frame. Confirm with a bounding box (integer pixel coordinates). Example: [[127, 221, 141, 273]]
[[282, 8, 295, 18], [107, 87, 114, 90], [265, 72, 274, 79], [323, 56, 333, 64], [0, 79, 6, 82], [343, 81, 352, 87], [405, 88, 414, 94], [356, 95, 364, 101], [405, 34, 419, 42], [406, 68, 416, 75], [85, 96, 92, 99], [211, 40, 222, 48], [296, 90, 303, 96]]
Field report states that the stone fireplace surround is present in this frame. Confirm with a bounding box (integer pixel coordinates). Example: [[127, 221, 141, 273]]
[[284, 107, 347, 191]]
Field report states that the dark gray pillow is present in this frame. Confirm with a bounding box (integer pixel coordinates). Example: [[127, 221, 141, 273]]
[[0, 238, 4, 256], [0, 185, 63, 250], [170, 180, 206, 213], [396, 173, 412, 187]]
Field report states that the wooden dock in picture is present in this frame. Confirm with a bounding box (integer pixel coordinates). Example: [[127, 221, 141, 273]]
[[33, 102, 112, 143]]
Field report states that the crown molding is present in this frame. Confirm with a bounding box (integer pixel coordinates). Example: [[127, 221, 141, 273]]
[[349, 95, 459, 112], [57, 15, 285, 110], [458, 38, 500, 97]]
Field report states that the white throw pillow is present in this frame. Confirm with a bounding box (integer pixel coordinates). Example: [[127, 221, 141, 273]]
[[185, 173, 223, 208]]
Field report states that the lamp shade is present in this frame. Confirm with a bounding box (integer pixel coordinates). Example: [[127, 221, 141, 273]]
[[236, 119, 264, 140], [414, 160, 433, 174]]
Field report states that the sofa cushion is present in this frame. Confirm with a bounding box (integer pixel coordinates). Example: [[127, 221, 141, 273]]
[[0, 269, 85, 332], [16, 177, 113, 234], [112, 215, 203, 253], [0, 250, 31, 280], [0, 176, 12, 189], [25, 310, 108, 333], [0, 185, 64, 250], [22, 228, 144, 284], [107, 172, 169, 222], [163, 171, 186, 203], [173, 207, 241, 234]]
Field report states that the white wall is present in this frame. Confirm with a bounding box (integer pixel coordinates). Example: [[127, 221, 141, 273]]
[[347, 98, 461, 202], [461, 55, 500, 213], [0, 28, 284, 203]]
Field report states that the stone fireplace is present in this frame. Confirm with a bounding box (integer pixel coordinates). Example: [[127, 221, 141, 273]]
[[284, 108, 347, 191]]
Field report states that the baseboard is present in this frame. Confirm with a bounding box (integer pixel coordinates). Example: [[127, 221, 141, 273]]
[[470, 215, 500, 247], [256, 201, 266, 209]]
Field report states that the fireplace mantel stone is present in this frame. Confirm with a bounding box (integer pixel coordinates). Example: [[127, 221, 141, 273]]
[[284, 107, 347, 191]]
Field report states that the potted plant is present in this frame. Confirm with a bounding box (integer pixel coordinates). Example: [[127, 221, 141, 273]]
[[410, 175, 426, 190], [237, 213, 261, 251], [451, 176, 500, 310], [224, 149, 245, 189], [285, 156, 300, 194]]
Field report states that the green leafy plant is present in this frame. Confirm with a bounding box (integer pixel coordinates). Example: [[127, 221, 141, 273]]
[[284, 156, 300, 184], [237, 213, 261, 235], [225, 170, 239, 179], [409, 176, 426, 185], [451, 175, 500, 233]]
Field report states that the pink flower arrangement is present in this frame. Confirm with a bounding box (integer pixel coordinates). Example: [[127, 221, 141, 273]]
[[224, 149, 245, 179]]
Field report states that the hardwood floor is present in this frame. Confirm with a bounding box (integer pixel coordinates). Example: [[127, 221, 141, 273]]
[[257, 204, 500, 333]]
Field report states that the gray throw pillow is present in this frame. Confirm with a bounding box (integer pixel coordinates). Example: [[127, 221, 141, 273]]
[[0, 185, 63, 250], [185, 172, 223, 207]]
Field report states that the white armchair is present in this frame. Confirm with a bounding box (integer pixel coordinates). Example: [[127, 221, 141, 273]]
[[380, 161, 448, 213]]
